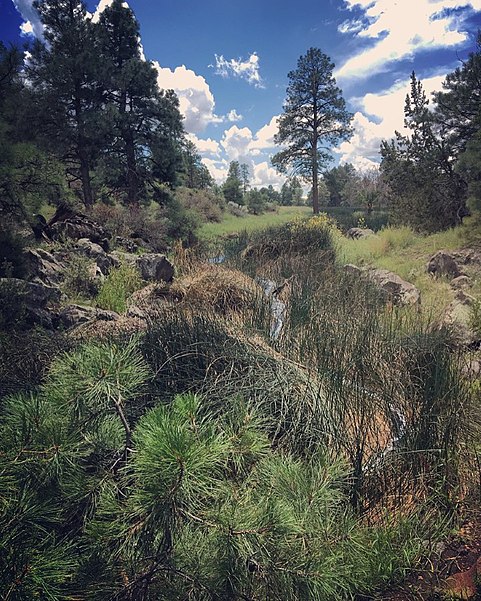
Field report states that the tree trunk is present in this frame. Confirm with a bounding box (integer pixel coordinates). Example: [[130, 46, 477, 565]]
[[125, 128, 139, 206], [312, 147, 319, 215]]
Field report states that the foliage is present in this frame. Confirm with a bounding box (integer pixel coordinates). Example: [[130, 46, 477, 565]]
[[0, 220, 26, 278], [96, 263, 143, 313], [222, 160, 245, 205], [62, 254, 99, 299], [380, 72, 467, 231], [272, 48, 353, 214], [180, 140, 214, 189], [175, 186, 224, 222]]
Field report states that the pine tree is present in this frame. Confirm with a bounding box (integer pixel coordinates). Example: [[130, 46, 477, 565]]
[[272, 48, 352, 214], [380, 72, 467, 231], [97, 0, 184, 205], [29, 0, 101, 207]]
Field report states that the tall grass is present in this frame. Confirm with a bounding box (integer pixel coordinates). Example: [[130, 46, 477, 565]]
[[96, 263, 143, 313]]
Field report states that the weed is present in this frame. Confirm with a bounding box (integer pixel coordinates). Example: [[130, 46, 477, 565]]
[[96, 263, 143, 313]]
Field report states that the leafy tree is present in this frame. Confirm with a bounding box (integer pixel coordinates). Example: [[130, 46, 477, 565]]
[[272, 48, 352, 214], [97, 0, 184, 205], [280, 180, 293, 205], [380, 72, 467, 231], [246, 188, 268, 214], [28, 0, 101, 207]]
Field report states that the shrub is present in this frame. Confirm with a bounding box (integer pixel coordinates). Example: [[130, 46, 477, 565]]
[[175, 186, 224, 223], [62, 254, 98, 299], [96, 263, 143, 313], [0, 220, 26, 278]]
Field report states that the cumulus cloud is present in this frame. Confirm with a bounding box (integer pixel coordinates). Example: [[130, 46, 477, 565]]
[[187, 133, 221, 157], [249, 115, 279, 151], [337, 74, 446, 169], [337, 0, 481, 81], [12, 0, 43, 39], [252, 161, 285, 189], [213, 52, 264, 88], [153, 63, 224, 134], [19, 20, 34, 36], [227, 109, 243, 122], [201, 157, 229, 183], [221, 125, 253, 161]]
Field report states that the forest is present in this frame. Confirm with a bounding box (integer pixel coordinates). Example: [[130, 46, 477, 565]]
[[1, 0, 481, 600]]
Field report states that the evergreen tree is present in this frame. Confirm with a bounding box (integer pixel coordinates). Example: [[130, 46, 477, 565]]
[[280, 180, 293, 205], [272, 48, 352, 214], [181, 140, 214, 189], [290, 175, 304, 205], [29, 0, 101, 207], [380, 72, 466, 231], [222, 160, 243, 204], [97, 0, 184, 205], [323, 163, 356, 206]]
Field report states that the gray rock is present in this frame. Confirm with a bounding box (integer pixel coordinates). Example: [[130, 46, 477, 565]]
[[58, 304, 119, 330], [75, 238, 118, 275], [0, 278, 61, 328], [461, 359, 481, 380], [440, 290, 479, 346], [427, 250, 461, 279], [136, 254, 174, 282], [115, 236, 139, 253], [343, 263, 363, 276], [368, 269, 420, 306], [24, 248, 65, 286], [346, 227, 376, 240], [450, 275, 471, 290]]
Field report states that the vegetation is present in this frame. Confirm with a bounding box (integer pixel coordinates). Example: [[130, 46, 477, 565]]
[[272, 47, 353, 214]]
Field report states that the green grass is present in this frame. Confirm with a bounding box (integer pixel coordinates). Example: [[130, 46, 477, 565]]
[[199, 205, 312, 239], [335, 223, 476, 317]]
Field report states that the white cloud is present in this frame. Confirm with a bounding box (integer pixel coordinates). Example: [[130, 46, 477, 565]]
[[187, 133, 221, 157], [249, 115, 279, 151], [221, 125, 253, 161], [153, 63, 223, 134], [201, 157, 229, 183], [19, 20, 34, 36], [12, 0, 43, 39], [338, 74, 446, 168], [252, 162, 285, 189], [227, 109, 243, 122], [213, 52, 264, 88], [337, 0, 481, 81]]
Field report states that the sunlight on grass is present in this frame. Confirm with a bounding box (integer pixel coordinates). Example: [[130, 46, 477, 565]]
[[199, 205, 312, 239]]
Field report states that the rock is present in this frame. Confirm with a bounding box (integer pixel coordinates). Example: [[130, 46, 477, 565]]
[[115, 236, 139, 253], [58, 304, 119, 330], [0, 278, 61, 328], [451, 249, 481, 266], [441, 291, 479, 346], [427, 250, 462, 279], [46, 205, 109, 247], [368, 269, 421, 306], [136, 254, 174, 282], [444, 565, 478, 599], [75, 238, 119, 275], [24, 248, 65, 286], [343, 263, 363, 276], [451, 275, 472, 290], [346, 227, 376, 240]]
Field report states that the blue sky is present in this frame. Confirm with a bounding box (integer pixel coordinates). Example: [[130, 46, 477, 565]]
[[3, 0, 481, 188]]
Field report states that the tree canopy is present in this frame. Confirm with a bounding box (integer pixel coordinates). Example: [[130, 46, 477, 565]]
[[272, 48, 352, 214]]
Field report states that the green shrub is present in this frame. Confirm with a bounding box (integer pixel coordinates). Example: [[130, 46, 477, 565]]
[[96, 263, 143, 313], [62, 255, 98, 299]]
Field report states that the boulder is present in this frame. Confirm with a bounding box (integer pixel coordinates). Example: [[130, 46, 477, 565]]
[[46, 205, 109, 247], [24, 248, 65, 286], [75, 238, 119, 275], [136, 254, 174, 282], [343, 263, 363, 276], [451, 275, 472, 290], [441, 290, 479, 346], [58, 304, 119, 330], [427, 250, 461, 279], [451, 248, 481, 266], [115, 236, 139, 253], [368, 269, 420, 306], [0, 278, 61, 328], [346, 227, 376, 240]]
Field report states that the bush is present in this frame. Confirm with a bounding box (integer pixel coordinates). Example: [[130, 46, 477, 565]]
[[0, 220, 26, 278], [62, 255, 98, 299], [175, 186, 224, 223], [96, 263, 143, 313]]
